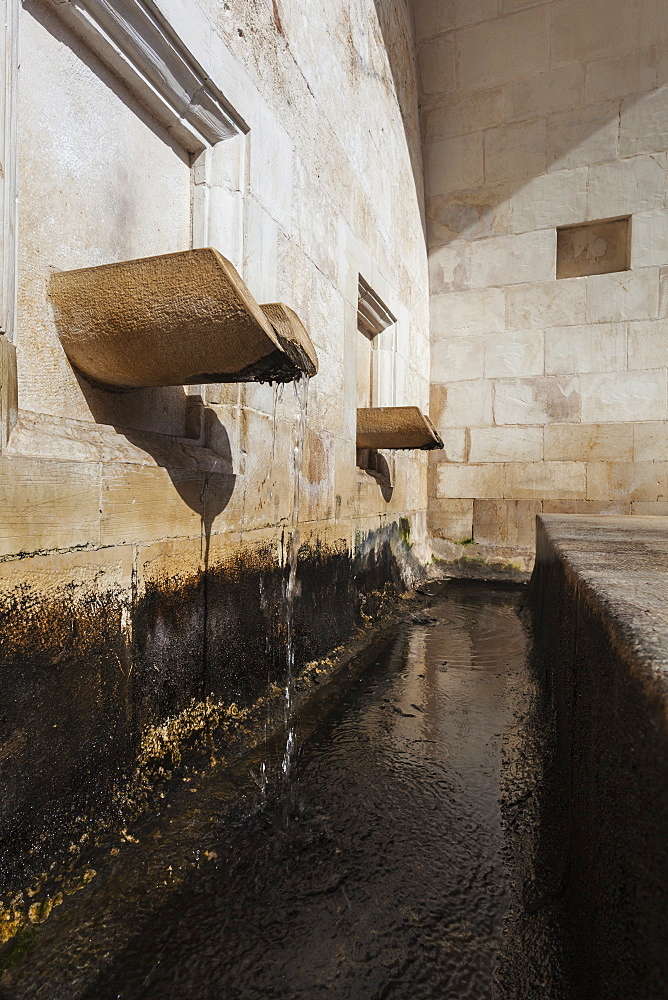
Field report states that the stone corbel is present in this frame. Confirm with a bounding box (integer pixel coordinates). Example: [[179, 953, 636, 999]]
[[49, 248, 318, 388], [356, 406, 443, 451]]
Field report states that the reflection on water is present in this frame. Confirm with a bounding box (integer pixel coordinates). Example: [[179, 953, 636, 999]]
[[3, 582, 541, 1000]]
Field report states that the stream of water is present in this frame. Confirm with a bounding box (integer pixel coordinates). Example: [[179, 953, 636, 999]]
[[1, 581, 563, 1000]]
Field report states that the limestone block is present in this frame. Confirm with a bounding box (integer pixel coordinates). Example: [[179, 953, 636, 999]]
[[425, 133, 484, 198], [628, 319, 668, 370], [545, 422, 634, 462], [428, 426, 468, 463], [473, 498, 541, 547], [50, 249, 318, 388], [484, 119, 546, 185], [428, 244, 471, 294], [291, 158, 339, 285], [470, 230, 555, 288], [620, 87, 668, 157], [424, 90, 505, 143], [579, 371, 667, 423], [506, 278, 587, 330], [510, 167, 588, 234], [546, 103, 619, 172], [507, 65, 585, 123], [543, 499, 631, 515], [243, 196, 279, 303], [586, 269, 659, 324], [484, 330, 544, 379], [544, 323, 626, 375], [586, 461, 668, 502], [504, 461, 586, 500], [634, 422, 668, 462], [414, 0, 498, 41], [552, 0, 641, 65], [585, 48, 658, 104], [436, 462, 504, 500], [457, 8, 549, 91], [100, 463, 239, 546], [418, 34, 457, 95], [0, 457, 101, 556], [661, 267, 668, 318], [632, 210, 668, 269], [356, 407, 443, 450], [587, 155, 667, 220], [427, 184, 512, 244], [432, 335, 484, 383], [431, 287, 505, 336], [427, 498, 474, 542], [249, 103, 293, 232], [431, 379, 494, 427], [630, 501, 668, 515], [494, 376, 581, 425], [469, 426, 543, 463]]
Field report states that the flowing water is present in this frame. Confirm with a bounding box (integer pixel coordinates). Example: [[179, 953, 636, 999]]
[[1, 581, 561, 1000]]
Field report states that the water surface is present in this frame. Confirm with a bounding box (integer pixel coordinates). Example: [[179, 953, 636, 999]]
[[4, 581, 535, 999]]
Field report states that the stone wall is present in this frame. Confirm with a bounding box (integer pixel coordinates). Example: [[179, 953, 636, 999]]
[[417, 0, 668, 570], [526, 514, 668, 999], [0, 0, 430, 881]]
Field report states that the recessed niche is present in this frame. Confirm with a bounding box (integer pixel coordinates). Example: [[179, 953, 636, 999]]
[[556, 217, 631, 279]]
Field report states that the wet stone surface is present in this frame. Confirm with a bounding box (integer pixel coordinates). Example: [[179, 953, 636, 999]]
[[2, 581, 557, 1000]]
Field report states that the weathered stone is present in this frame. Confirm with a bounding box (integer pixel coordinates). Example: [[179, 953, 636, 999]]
[[356, 407, 443, 451], [427, 498, 474, 542], [469, 426, 543, 463], [544, 323, 626, 374], [457, 7, 550, 91], [473, 498, 541, 546], [557, 219, 630, 279], [634, 421, 668, 461], [484, 119, 546, 184], [544, 422, 634, 462], [494, 376, 581, 425], [579, 371, 667, 422], [431, 287, 506, 336], [425, 133, 484, 197], [436, 462, 504, 499], [546, 102, 619, 172], [484, 329, 544, 379], [470, 230, 555, 288], [586, 461, 668, 502], [506, 278, 587, 330], [50, 249, 318, 388], [587, 154, 667, 220], [510, 167, 588, 234], [504, 461, 586, 500], [620, 86, 668, 156], [585, 268, 659, 324], [432, 335, 484, 383], [632, 210, 668, 269]]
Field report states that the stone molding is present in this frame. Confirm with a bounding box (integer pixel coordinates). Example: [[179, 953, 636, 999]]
[[44, 0, 247, 151]]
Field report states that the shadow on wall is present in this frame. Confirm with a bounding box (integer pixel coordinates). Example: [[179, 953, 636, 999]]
[[417, 0, 668, 253], [81, 375, 236, 561], [372, 0, 426, 238]]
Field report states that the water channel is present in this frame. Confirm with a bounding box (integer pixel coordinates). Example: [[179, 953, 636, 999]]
[[1, 581, 568, 1000]]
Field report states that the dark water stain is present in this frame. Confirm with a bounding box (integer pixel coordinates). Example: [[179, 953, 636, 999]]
[[2, 581, 554, 1000], [0, 527, 410, 895]]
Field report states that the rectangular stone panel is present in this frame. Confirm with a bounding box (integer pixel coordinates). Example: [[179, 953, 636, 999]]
[[557, 218, 630, 279]]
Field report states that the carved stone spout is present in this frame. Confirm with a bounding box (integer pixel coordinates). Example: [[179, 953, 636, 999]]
[[49, 248, 318, 389], [357, 406, 444, 451]]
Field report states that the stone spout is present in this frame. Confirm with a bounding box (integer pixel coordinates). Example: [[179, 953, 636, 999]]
[[356, 406, 444, 450], [49, 248, 318, 389]]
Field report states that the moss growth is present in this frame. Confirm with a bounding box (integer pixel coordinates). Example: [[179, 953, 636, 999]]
[[0, 925, 37, 973], [398, 517, 411, 546]]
